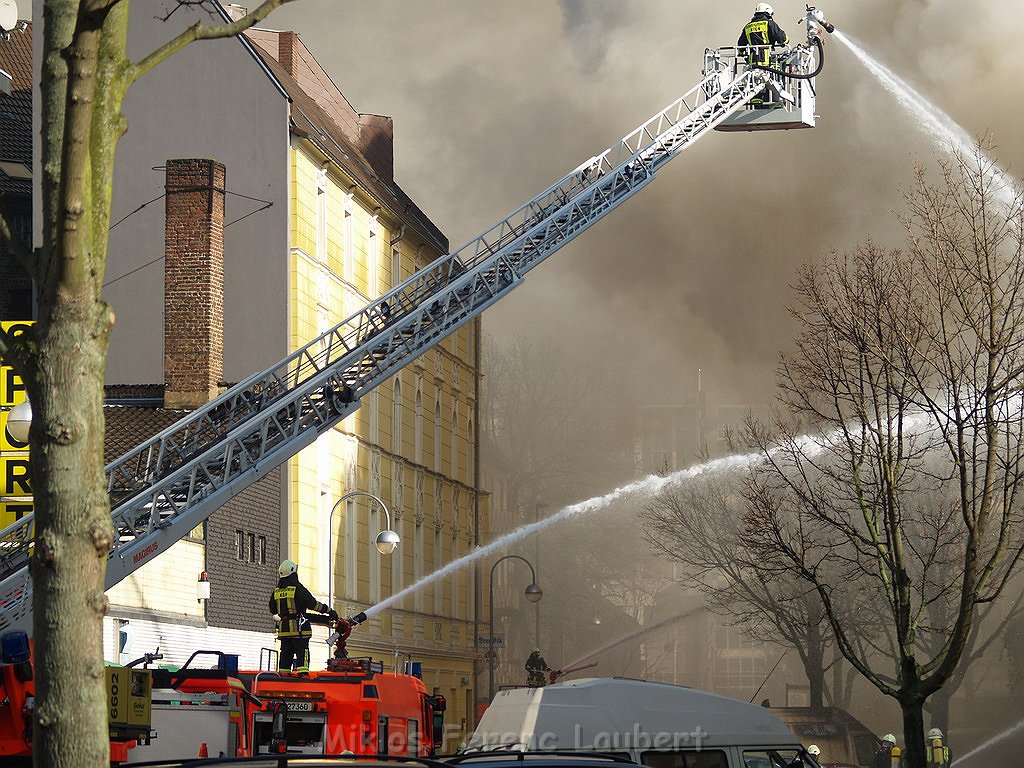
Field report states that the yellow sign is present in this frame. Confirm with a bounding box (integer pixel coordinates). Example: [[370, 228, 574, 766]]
[[106, 667, 152, 736], [0, 366, 25, 408], [0, 321, 32, 408], [0, 501, 32, 526], [0, 456, 30, 496]]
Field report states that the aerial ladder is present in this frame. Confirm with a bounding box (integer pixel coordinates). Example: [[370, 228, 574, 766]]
[[0, 8, 834, 634]]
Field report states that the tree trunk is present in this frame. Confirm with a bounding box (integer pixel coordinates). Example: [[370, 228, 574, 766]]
[[30, 302, 113, 767], [806, 640, 825, 710], [899, 697, 927, 768], [924, 683, 952, 736]]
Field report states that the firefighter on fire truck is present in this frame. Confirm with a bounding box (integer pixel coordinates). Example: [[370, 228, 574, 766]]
[[270, 559, 336, 674]]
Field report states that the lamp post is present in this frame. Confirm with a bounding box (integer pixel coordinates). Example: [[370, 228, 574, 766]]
[[326, 491, 399, 614], [488, 554, 542, 702]]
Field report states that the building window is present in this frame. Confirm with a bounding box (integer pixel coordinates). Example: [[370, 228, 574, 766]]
[[370, 390, 379, 445], [434, 399, 442, 473], [343, 193, 355, 283], [316, 168, 328, 264], [467, 415, 474, 480], [235, 529, 266, 565], [414, 383, 423, 465], [369, 214, 380, 295], [345, 497, 357, 599], [451, 531, 460, 616], [392, 461, 405, 599], [450, 400, 459, 480], [392, 378, 403, 456], [434, 527, 443, 614], [414, 520, 424, 613], [391, 243, 402, 288], [414, 470, 424, 612]]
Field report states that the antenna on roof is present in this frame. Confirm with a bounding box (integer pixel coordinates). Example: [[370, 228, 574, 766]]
[[0, 0, 27, 41]]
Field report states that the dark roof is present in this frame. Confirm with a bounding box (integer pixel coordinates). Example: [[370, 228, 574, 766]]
[[249, 44, 449, 255], [104, 402, 189, 464], [0, 23, 32, 196]]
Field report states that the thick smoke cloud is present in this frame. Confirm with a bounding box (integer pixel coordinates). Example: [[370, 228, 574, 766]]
[[239, 0, 1021, 410]]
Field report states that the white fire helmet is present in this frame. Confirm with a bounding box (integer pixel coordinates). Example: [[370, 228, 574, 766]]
[[755, 3, 774, 15], [928, 728, 944, 740], [279, 559, 298, 578], [807, 745, 821, 756], [882, 734, 897, 745]]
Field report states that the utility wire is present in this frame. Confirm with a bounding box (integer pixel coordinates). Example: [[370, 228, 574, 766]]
[[103, 189, 274, 288]]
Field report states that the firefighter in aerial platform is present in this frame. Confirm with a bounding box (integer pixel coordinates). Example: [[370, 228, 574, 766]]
[[738, 3, 790, 106], [270, 559, 337, 675]]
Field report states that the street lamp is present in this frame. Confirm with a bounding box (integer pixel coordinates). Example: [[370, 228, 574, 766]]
[[488, 554, 543, 702], [326, 491, 399, 613], [6, 399, 31, 444]]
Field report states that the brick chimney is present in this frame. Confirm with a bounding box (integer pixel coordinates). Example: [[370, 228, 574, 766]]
[[277, 31, 298, 78], [163, 159, 225, 410]]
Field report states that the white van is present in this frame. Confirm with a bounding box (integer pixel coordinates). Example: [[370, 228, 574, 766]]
[[467, 678, 819, 768]]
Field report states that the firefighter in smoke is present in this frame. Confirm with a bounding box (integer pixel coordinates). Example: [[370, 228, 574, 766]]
[[270, 559, 337, 674], [525, 648, 552, 688], [737, 4, 790, 109], [926, 728, 950, 768], [738, 3, 789, 66], [872, 734, 898, 768]]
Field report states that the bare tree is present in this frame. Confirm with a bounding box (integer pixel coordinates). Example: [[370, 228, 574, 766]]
[[643, 476, 860, 709], [741, 146, 1024, 768], [0, 3, 296, 765]]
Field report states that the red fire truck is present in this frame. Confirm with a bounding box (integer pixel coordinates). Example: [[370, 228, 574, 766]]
[[121, 650, 446, 762], [0, 631, 445, 764]]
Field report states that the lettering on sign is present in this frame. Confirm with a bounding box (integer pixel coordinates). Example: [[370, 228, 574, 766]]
[[0, 502, 32, 524], [0, 457, 30, 496], [132, 542, 159, 564], [0, 322, 31, 408]]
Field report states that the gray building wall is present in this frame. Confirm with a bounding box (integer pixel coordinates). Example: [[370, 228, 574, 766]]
[[103, 3, 291, 385]]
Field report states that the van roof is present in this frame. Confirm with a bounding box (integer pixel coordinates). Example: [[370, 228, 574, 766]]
[[470, 678, 799, 752]]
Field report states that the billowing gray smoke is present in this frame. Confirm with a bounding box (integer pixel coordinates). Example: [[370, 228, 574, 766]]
[[240, 0, 1020, 410]]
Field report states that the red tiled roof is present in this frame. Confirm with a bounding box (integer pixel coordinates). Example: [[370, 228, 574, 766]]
[[104, 404, 189, 464]]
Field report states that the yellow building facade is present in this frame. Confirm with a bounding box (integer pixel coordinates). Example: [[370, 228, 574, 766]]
[[286, 141, 485, 740]]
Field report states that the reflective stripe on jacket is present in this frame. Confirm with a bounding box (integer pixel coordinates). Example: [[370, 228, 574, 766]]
[[739, 13, 789, 66], [269, 573, 325, 638]]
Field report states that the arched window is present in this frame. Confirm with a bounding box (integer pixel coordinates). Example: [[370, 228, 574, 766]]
[[434, 400, 442, 473], [392, 378, 403, 456], [450, 399, 459, 480], [414, 383, 424, 465]]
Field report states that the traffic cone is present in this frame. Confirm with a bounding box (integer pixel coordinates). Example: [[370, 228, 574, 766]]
[[198, 742, 209, 758]]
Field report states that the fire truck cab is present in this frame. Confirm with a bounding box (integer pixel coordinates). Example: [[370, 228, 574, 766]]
[[244, 659, 445, 756], [121, 652, 445, 763]]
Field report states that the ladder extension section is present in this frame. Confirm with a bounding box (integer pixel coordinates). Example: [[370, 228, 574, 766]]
[[0, 67, 770, 633]]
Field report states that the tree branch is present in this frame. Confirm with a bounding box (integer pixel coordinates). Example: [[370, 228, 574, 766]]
[[130, 0, 299, 84]]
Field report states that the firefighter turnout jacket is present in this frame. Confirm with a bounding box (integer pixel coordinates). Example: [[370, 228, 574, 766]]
[[738, 12, 789, 66], [270, 572, 330, 638]]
